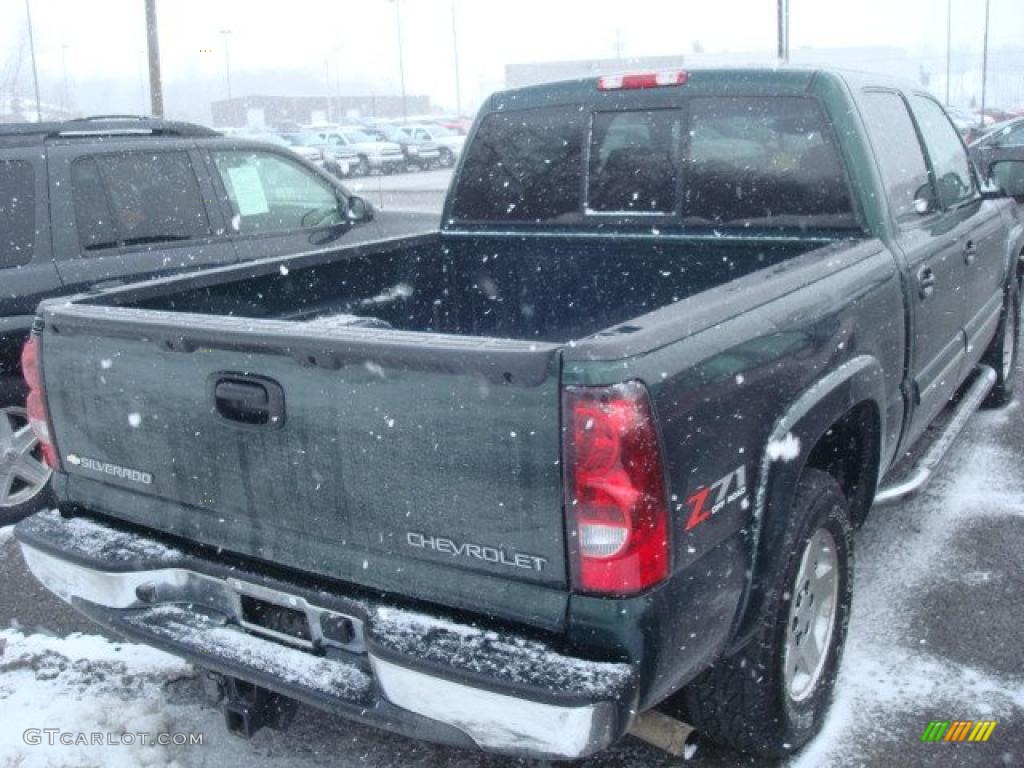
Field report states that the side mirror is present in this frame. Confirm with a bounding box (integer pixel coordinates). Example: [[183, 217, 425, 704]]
[[347, 195, 375, 223], [913, 183, 938, 215], [987, 160, 1024, 199]]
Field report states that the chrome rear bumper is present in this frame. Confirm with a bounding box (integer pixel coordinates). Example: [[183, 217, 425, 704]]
[[17, 511, 632, 759]]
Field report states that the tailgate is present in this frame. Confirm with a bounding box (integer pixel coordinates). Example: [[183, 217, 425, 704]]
[[40, 307, 570, 630]]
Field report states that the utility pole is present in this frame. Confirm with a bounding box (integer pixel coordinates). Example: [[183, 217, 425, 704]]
[[24, 0, 42, 121], [980, 0, 990, 129], [613, 29, 624, 60], [220, 29, 232, 100], [945, 0, 952, 103], [145, 0, 164, 117], [334, 47, 342, 121], [776, 0, 789, 64], [389, 0, 407, 119], [61, 44, 70, 112], [451, 3, 462, 116]]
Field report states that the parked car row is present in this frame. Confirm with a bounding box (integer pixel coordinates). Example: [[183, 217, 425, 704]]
[[226, 116, 472, 179]]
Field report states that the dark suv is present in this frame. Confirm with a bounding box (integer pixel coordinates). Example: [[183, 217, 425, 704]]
[[0, 116, 435, 522]]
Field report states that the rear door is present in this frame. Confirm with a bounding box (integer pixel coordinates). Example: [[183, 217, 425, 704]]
[[859, 89, 968, 446], [48, 141, 237, 293], [908, 94, 1008, 372]]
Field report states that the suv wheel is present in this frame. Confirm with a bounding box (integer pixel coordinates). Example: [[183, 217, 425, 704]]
[[439, 148, 455, 168], [0, 405, 54, 524], [982, 279, 1020, 407], [676, 468, 853, 757]]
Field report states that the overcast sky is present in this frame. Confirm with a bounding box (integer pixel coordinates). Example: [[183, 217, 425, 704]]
[[2, 0, 1022, 115]]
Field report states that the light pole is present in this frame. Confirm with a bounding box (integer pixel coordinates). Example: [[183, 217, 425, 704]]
[[945, 0, 952, 103], [451, 3, 461, 117], [24, 0, 42, 121], [220, 29, 232, 100], [980, 0, 990, 129], [334, 47, 342, 121], [61, 44, 71, 112], [388, 0, 408, 120]]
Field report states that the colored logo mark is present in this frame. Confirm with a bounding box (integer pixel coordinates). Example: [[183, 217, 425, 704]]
[[921, 720, 997, 742]]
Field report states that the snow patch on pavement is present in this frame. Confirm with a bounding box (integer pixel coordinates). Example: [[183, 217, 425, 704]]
[[787, 418, 1024, 767], [0, 628, 195, 768]]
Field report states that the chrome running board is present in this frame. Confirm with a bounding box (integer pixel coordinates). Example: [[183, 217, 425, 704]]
[[874, 365, 996, 506]]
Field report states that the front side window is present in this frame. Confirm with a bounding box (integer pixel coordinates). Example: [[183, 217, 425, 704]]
[[70, 151, 210, 253], [909, 95, 975, 208], [212, 150, 342, 234], [0, 160, 36, 268], [588, 110, 681, 214], [859, 91, 933, 223]]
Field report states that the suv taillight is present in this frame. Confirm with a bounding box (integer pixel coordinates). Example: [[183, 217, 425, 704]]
[[562, 381, 670, 595], [21, 335, 58, 469]]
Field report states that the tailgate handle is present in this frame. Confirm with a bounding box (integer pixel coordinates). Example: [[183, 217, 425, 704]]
[[212, 375, 285, 428]]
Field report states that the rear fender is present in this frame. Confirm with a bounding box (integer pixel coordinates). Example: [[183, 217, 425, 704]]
[[729, 355, 886, 647]]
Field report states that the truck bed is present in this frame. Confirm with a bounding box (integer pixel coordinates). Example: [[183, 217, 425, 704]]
[[98, 233, 819, 343]]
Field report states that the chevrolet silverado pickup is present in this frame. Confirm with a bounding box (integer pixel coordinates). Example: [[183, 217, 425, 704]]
[[14, 69, 1024, 759]]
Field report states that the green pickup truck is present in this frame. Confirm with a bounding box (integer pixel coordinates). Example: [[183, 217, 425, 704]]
[[14, 68, 1024, 760]]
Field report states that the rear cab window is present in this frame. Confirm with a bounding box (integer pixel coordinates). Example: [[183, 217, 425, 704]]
[[0, 159, 36, 268], [449, 96, 859, 232]]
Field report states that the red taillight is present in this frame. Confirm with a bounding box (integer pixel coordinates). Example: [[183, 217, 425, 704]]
[[597, 70, 688, 91], [21, 335, 58, 468], [563, 381, 670, 595]]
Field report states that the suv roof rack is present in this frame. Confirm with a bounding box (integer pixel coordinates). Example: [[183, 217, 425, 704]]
[[0, 116, 220, 139]]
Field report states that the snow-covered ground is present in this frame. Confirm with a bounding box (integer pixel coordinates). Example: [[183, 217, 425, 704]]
[[0, 403, 1021, 767]]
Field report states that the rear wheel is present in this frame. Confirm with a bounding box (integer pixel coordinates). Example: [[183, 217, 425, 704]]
[[439, 148, 455, 168], [0, 405, 54, 525], [982, 279, 1020, 408], [676, 469, 853, 757]]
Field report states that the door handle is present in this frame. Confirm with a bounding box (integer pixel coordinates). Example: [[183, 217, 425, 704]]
[[917, 266, 936, 300], [210, 374, 285, 428], [963, 240, 977, 265]]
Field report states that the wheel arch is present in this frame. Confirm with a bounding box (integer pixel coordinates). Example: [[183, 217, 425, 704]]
[[728, 355, 886, 648]]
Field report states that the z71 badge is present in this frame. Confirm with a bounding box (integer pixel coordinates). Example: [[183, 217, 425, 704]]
[[684, 465, 748, 531]]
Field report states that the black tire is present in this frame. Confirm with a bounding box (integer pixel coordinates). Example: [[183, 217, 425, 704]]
[[355, 155, 370, 177], [982, 279, 1020, 408], [439, 148, 455, 168], [677, 469, 853, 757]]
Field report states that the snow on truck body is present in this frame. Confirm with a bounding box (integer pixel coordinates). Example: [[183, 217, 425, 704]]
[[16, 68, 1024, 759]]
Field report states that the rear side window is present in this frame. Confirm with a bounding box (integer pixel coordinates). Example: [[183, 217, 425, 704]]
[[0, 160, 35, 268], [71, 151, 210, 252], [588, 110, 682, 214], [685, 97, 855, 227], [909, 95, 976, 208], [449, 106, 584, 222], [859, 91, 932, 223]]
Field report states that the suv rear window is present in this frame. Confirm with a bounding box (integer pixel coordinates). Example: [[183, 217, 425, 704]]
[[0, 160, 35, 268], [449, 97, 858, 231]]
